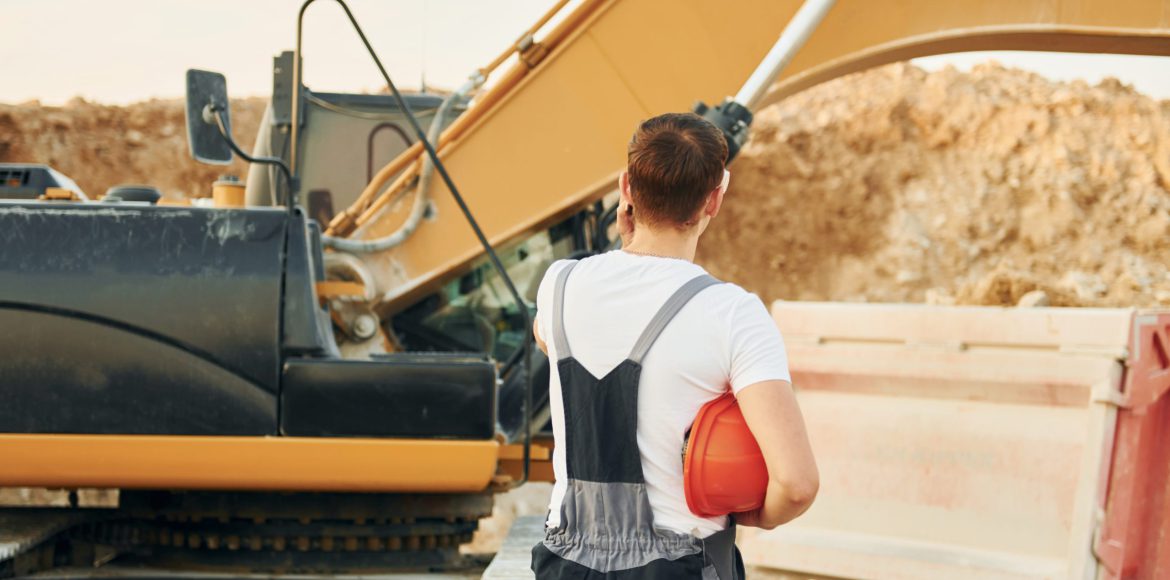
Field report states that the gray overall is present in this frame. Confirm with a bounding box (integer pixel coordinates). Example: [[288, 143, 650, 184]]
[[531, 260, 745, 579]]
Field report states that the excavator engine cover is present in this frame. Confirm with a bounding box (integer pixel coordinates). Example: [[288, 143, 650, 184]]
[[0, 200, 496, 440], [683, 392, 767, 517]]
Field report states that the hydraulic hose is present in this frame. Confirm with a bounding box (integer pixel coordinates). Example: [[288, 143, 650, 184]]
[[322, 74, 481, 253], [294, 0, 537, 488]]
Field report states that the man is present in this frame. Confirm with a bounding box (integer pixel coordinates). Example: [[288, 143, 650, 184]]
[[530, 112, 819, 579]]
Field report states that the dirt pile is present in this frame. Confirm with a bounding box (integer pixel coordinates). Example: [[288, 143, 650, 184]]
[[698, 62, 1170, 307], [0, 97, 265, 200]]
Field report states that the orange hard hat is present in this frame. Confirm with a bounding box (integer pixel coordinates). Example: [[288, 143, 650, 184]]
[[683, 392, 768, 518]]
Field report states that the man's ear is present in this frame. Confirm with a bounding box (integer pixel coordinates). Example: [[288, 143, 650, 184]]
[[704, 182, 726, 218], [619, 171, 633, 207]]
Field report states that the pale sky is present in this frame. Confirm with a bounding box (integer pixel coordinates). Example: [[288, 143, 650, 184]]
[[4, 0, 1170, 105], [2, 0, 574, 105]]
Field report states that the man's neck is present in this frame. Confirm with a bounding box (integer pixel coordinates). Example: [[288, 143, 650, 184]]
[[622, 226, 699, 262]]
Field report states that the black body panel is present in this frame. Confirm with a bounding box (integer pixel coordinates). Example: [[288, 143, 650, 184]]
[[0, 197, 499, 440], [0, 308, 276, 435], [282, 354, 496, 439], [0, 202, 287, 393], [0, 202, 285, 435]]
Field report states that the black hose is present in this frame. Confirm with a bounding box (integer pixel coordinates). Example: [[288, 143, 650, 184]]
[[296, 0, 535, 487], [211, 106, 297, 212]]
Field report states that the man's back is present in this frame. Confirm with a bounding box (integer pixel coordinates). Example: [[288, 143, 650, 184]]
[[536, 250, 790, 538]]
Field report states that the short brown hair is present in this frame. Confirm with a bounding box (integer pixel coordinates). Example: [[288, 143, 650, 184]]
[[627, 113, 728, 228]]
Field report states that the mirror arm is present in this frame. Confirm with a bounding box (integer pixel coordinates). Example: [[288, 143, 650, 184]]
[[206, 104, 299, 211]]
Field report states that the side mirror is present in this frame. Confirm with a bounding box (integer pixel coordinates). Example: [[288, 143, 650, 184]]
[[185, 69, 233, 165]]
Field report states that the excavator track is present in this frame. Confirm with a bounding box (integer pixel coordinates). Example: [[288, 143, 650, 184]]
[[1, 491, 493, 578], [0, 509, 104, 579]]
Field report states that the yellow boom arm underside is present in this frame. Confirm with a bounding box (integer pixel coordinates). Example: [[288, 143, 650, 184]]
[[356, 0, 1170, 311]]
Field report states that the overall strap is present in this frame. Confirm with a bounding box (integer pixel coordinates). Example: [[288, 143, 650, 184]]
[[628, 274, 721, 364], [551, 260, 579, 360]]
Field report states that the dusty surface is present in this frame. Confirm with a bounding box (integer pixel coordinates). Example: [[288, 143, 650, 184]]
[[0, 488, 69, 506], [464, 483, 553, 555], [0, 97, 265, 200], [698, 63, 1170, 308], [0, 488, 117, 507]]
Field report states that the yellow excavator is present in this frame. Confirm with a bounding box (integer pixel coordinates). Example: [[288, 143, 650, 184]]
[[2, 0, 1169, 578]]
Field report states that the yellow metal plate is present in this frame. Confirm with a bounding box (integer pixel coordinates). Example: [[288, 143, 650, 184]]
[[0, 434, 499, 493]]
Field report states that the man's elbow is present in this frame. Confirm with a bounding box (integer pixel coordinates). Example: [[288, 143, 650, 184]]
[[783, 476, 819, 510], [762, 476, 818, 530]]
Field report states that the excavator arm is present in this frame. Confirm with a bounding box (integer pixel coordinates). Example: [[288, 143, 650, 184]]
[[333, 0, 1170, 312]]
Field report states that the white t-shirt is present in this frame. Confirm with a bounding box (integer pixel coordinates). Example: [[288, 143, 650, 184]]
[[535, 250, 791, 538]]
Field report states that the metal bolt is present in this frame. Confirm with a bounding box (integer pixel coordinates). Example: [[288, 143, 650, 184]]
[[353, 314, 378, 340]]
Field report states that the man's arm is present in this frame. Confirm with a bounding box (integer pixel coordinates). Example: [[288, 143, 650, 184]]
[[734, 379, 819, 529]]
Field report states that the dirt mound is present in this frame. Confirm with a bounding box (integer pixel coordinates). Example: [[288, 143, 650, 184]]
[[697, 62, 1170, 307], [0, 97, 265, 200]]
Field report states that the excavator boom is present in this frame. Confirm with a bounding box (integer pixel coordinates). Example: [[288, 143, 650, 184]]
[[342, 0, 1170, 312]]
